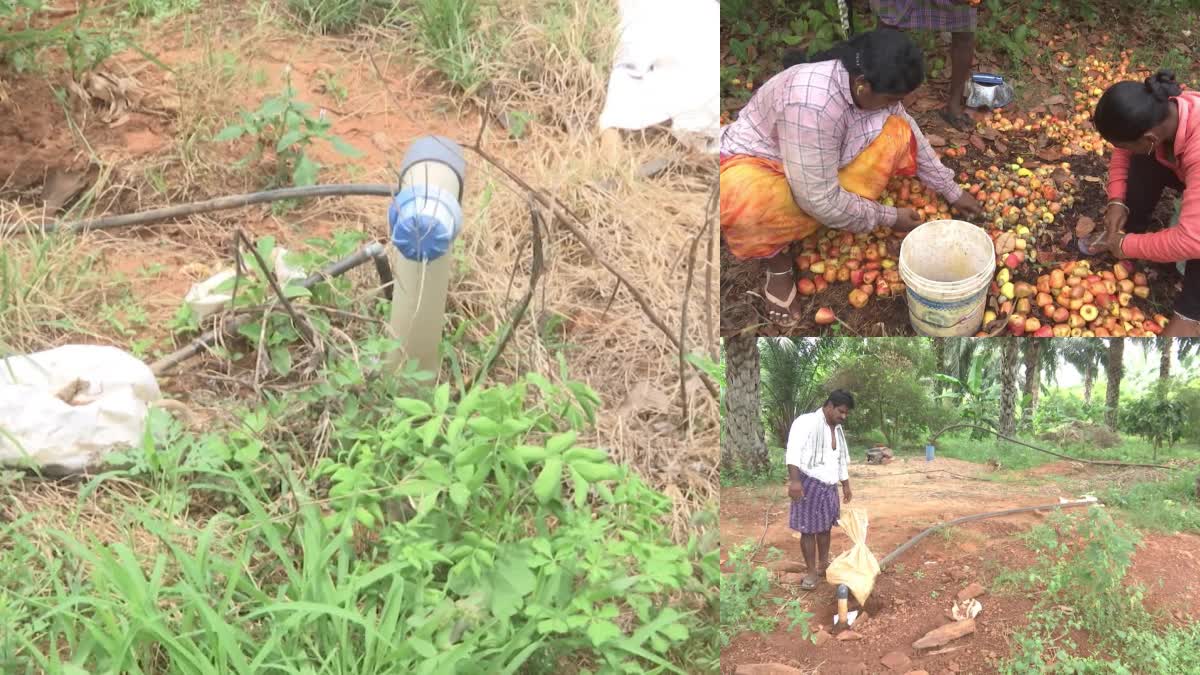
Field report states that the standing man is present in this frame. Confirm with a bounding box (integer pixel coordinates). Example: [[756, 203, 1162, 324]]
[[786, 390, 855, 590], [869, 0, 978, 130]]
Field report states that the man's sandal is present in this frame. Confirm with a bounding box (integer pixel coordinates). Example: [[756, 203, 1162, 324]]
[[763, 269, 799, 322], [799, 574, 819, 591]]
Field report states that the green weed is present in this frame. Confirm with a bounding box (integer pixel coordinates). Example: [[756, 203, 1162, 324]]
[[721, 543, 814, 646], [123, 0, 198, 21], [1103, 472, 1200, 534], [1, 336, 718, 672], [998, 507, 1200, 673], [214, 72, 363, 198], [411, 0, 485, 94]]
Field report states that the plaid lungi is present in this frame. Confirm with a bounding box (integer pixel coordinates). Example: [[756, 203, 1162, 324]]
[[869, 0, 977, 32], [788, 472, 841, 534]]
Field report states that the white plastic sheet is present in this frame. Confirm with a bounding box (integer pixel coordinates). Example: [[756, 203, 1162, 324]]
[[0, 345, 160, 473], [598, 0, 719, 154]]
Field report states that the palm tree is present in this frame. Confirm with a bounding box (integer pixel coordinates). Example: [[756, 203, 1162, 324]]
[[1060, 339, 1106, 405], [1105, 338, 1125, 431], [759, 338, 843, 448], [932, 337, 948, 403], [723, 334, 768, 475], [1020, 340, 1061, 428], [999, 338, 1020, 437], [1159, 336, 1173, 397]]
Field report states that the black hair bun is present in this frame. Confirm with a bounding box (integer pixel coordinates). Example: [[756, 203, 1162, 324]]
[[1144, 70, 1180, 101]]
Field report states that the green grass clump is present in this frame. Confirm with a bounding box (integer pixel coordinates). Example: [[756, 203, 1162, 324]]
[[1103, 472, 1200, 534], [0, 340, 719, 673], [997, 507, 1200, 674]]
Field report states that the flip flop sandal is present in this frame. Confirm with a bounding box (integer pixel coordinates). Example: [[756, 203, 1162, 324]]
[[764, 269, 799, 322], [799, 575, 819, 591]]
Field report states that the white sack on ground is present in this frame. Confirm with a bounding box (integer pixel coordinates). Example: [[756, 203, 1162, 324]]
[[598, 0, 719, 154], [0, 345, 160, 473]]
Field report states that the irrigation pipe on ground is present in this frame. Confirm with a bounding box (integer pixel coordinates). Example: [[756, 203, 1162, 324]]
[[877, 499, 1098, 570], [28, 184, 398, 235], [929, 423, 1179, 471]]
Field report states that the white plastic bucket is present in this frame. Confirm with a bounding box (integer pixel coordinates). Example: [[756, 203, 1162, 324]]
[[898, 220, 996, 337]]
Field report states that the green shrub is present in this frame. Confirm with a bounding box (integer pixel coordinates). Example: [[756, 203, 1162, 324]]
[[1, 343, 718, 672]]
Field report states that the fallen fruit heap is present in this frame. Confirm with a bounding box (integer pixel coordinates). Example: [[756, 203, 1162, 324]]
[[979, 51, 1159, 159], [794, 226, 907, 327], [994, 259, 1167, 337]]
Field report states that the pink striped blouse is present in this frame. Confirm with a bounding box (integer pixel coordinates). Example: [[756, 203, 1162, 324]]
[[721, 59, 962, 233]]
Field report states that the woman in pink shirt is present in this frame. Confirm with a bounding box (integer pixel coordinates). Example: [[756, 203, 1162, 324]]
[[721, 29, 981, 322], [1093, 71, 1200, 336]]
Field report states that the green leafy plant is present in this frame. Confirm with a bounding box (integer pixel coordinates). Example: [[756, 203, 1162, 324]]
[[996, 507, 1200, 673], [215, 72, 363, 192], [720, 543, 815, 646], [1121, 395, 1187, 457], [168, 231, 371, 380], [18, 341, 716, 673]]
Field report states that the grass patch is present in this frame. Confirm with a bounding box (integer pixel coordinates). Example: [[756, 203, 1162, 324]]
[[996, 507, 1200, 673], [719, 543, 813, 647], [932, 433, 1200, 472], [0, 342, 719, 673], [1103, 471, 1200, 534], [0, 235, 114, 353]]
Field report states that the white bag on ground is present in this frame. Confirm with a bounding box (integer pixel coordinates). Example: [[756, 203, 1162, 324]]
[[0, 345, 160, 473], [598, 0, 719, 154]]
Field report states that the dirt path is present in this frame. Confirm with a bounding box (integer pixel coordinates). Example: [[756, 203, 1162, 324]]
[[719, 457, 1195, 674]]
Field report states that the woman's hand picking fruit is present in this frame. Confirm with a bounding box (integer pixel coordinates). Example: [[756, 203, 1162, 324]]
[[952, 192, 983, 217], [894, 207, 923, 231]]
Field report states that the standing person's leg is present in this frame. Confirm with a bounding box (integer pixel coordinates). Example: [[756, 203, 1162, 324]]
[[800, 532, 818, 579], [946, 31, 974, 122], [816, 531, 833, 571]]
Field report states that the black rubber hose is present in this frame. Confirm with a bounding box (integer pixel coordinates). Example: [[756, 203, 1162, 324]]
[[878, 499, 1098, 570], [928, 423, 1179, 471], [29, 184, 397, 235]]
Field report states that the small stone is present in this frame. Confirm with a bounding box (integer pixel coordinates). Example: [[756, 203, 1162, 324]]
[[837, 630, 865, 641], [370, 132, 393, 152], [881, 650, 912, 671], [912, 618, 976, 650], [957, 582, 987, 601], [814, 629, 832, 646], [734, 665, 806, 675]]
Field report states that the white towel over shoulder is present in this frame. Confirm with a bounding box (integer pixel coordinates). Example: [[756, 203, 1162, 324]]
[[785, 409, 850, 486]]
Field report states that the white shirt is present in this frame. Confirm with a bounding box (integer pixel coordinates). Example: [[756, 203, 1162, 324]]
[[785, 409, 850, 486]]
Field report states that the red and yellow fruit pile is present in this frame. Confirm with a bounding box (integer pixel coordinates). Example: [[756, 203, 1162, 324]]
[[879, 176, 955, 223], [794, 227, 907, 323], [978, 51, 1153, 158], [965, 160, 1076, 233], [989, 259, 1167, 337]]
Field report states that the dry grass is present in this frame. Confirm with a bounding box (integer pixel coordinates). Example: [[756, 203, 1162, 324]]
[[1, 0, 719, 537]]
